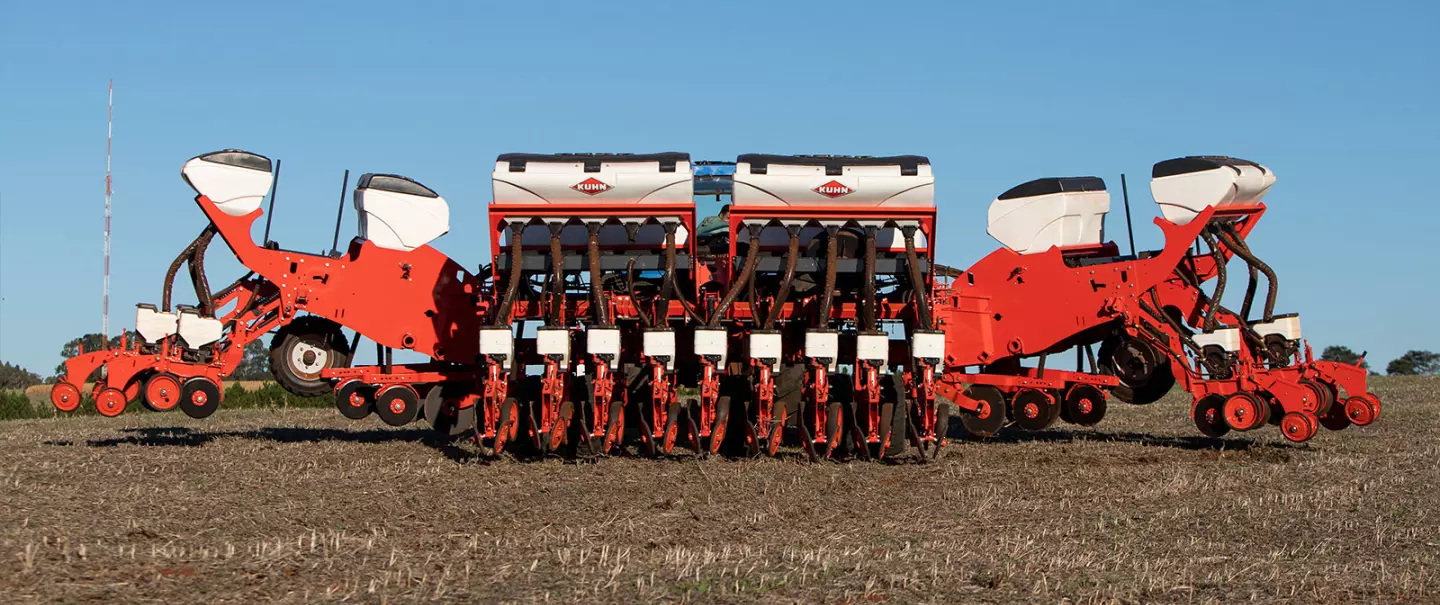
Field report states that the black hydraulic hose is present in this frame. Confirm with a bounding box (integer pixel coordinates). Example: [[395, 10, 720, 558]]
[[494, 224, 524, 326], [903, 229, 932, 330], [1217, 223, 1279, 322], [763, 228, 801, 330], [549, 227, 565, 327], [1239, 261, 1259, 322], [1199, 229, 1227, 332], [586, 224, 608, 326], [815, 227, 839, 329], [162, 225, 217, 312], [861, 228, 878, 332], [1146, 289, 1199, 355], [708, 224, 763, 328], [626, 257, 653, 328], [188, 228, 217, 315], [661, 226, 706, 324]]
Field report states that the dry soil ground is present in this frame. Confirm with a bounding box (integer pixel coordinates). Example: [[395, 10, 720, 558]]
[[1, 377, 1436, 604]]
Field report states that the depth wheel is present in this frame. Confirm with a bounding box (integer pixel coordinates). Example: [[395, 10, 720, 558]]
[[1192, 395, 1229, 438], [50, 383, 82, 413], [1344, 395, 1378, 426], [335, 380, 375, 420], [1011, 389, 1056, 432], [1062, 384, 1107, 427], [375, 385, 421, 427], [142, 373, 182, 412], [1222, 391, 1265, 432], [179, 378, 222, 419], [269, 316, 352, 397], [95, 387, 127, 417], [1280, 411, 1319, 443], [959, 385, 1007, 438]]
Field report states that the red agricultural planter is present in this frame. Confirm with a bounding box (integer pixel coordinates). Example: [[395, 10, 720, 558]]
[[50, 148, 1377, 457]]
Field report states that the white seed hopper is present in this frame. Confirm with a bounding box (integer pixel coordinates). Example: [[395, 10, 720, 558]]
[[1150, 156, 1275, 226], [180, 150, 275, 217], [987, 177, 1110, 255], [354, 174, 450, 252]]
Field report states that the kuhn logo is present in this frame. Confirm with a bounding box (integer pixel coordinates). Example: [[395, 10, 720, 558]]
[[813, 180, 854, 198], [571, 177, 613, 195]]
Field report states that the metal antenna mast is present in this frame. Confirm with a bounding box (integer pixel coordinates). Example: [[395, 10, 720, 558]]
[[103, 80, 113, 339]]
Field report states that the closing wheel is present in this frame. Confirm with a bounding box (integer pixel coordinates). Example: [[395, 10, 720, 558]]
[[495, 397, 519, 454], [50, 383, 82, 413], [959, 385, 1007, 438], [1012, 389, 1057, 432], [604, 394, 625, 454], [765, 405, 786, 456], [179, 378, 222, 419], [1099, 336, 1175, 405], [1062, 384, 1107, 427], [95, 388, 127, 417], [269, 316, 352, 397], [825, 400, 843, 455], [709, 395, 731, 455], [1280, 411, 1319, 443], [930, 401, 954, 460], [335, 381, 375, 420], [552, 399, 575, 452], [1222, 391, 1266, 432], [375, 385, 420, 427], [1344, 395, 1378, 426], [1192, 394, 1229, 438], [142, 374, 182, 412]]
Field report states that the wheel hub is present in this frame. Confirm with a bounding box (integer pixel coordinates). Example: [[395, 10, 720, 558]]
[[289, 341, 329, 377]]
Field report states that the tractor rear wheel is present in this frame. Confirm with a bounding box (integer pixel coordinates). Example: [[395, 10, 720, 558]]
[[269, 316, 352, 397]]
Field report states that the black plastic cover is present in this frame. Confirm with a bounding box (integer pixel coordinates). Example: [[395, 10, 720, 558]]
[[1152, 156, 1264, 178], [497, 152, 690, 173], [356, 173, 439, 198], [737, 154, 930, 176], [997, 176, 1106, 200], [197, 149, 272, 173]]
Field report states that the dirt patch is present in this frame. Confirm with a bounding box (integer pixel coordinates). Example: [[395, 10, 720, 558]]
[[1, 378, 1435, 603]]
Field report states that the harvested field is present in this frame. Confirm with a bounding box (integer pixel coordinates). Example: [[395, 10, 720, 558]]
[[1, 377, 1436, 604]]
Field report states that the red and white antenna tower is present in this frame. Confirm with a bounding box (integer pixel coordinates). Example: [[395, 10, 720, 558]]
[[103, 80, 113, 338]]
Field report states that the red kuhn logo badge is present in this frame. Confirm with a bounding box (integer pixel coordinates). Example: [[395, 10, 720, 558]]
[[572, 177, 613, 196], [813, 180, 854, 198]]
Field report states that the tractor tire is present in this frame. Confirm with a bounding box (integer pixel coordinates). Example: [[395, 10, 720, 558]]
[[269, 316, 353, 397]]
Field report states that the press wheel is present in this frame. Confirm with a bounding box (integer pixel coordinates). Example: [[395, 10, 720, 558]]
[[179, 378, 222, 419], [958, 385, 1007, 438], [142, 373, 182, 412], [335, 380, 375, 420]]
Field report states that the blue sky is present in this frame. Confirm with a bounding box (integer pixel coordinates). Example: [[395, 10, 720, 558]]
[[1, 1, 1436, 375]]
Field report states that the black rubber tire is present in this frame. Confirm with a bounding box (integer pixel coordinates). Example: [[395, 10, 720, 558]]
[[335, 380, 375, 420], [959, 385, 1007, 438], [1012, 389, 1057, 432], [1062, 384, 1108, 427], [375, 385, 421, 427], [1099, 336, 1176, 405], [268, 316, 353, 397], [1192, 394, 1229, 438], [179, 377, 222, 419]]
